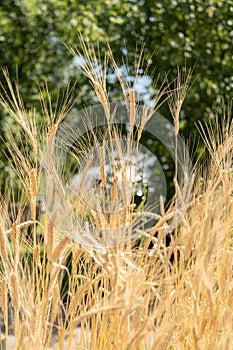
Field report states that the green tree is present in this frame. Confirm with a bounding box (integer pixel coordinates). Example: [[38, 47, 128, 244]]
[[0, 0, 232, 190]]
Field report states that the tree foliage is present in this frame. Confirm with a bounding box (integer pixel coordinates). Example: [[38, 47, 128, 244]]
[[0, 0, 232, 179]]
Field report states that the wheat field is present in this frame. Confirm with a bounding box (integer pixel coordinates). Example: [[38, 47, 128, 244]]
[[0, 41, 232, 350]]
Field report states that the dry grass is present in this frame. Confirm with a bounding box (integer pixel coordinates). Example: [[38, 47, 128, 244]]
[[0, 42, 232, 350]]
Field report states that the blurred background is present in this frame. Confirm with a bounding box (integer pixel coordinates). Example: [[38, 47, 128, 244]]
[[0, 0, 232, 196]]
